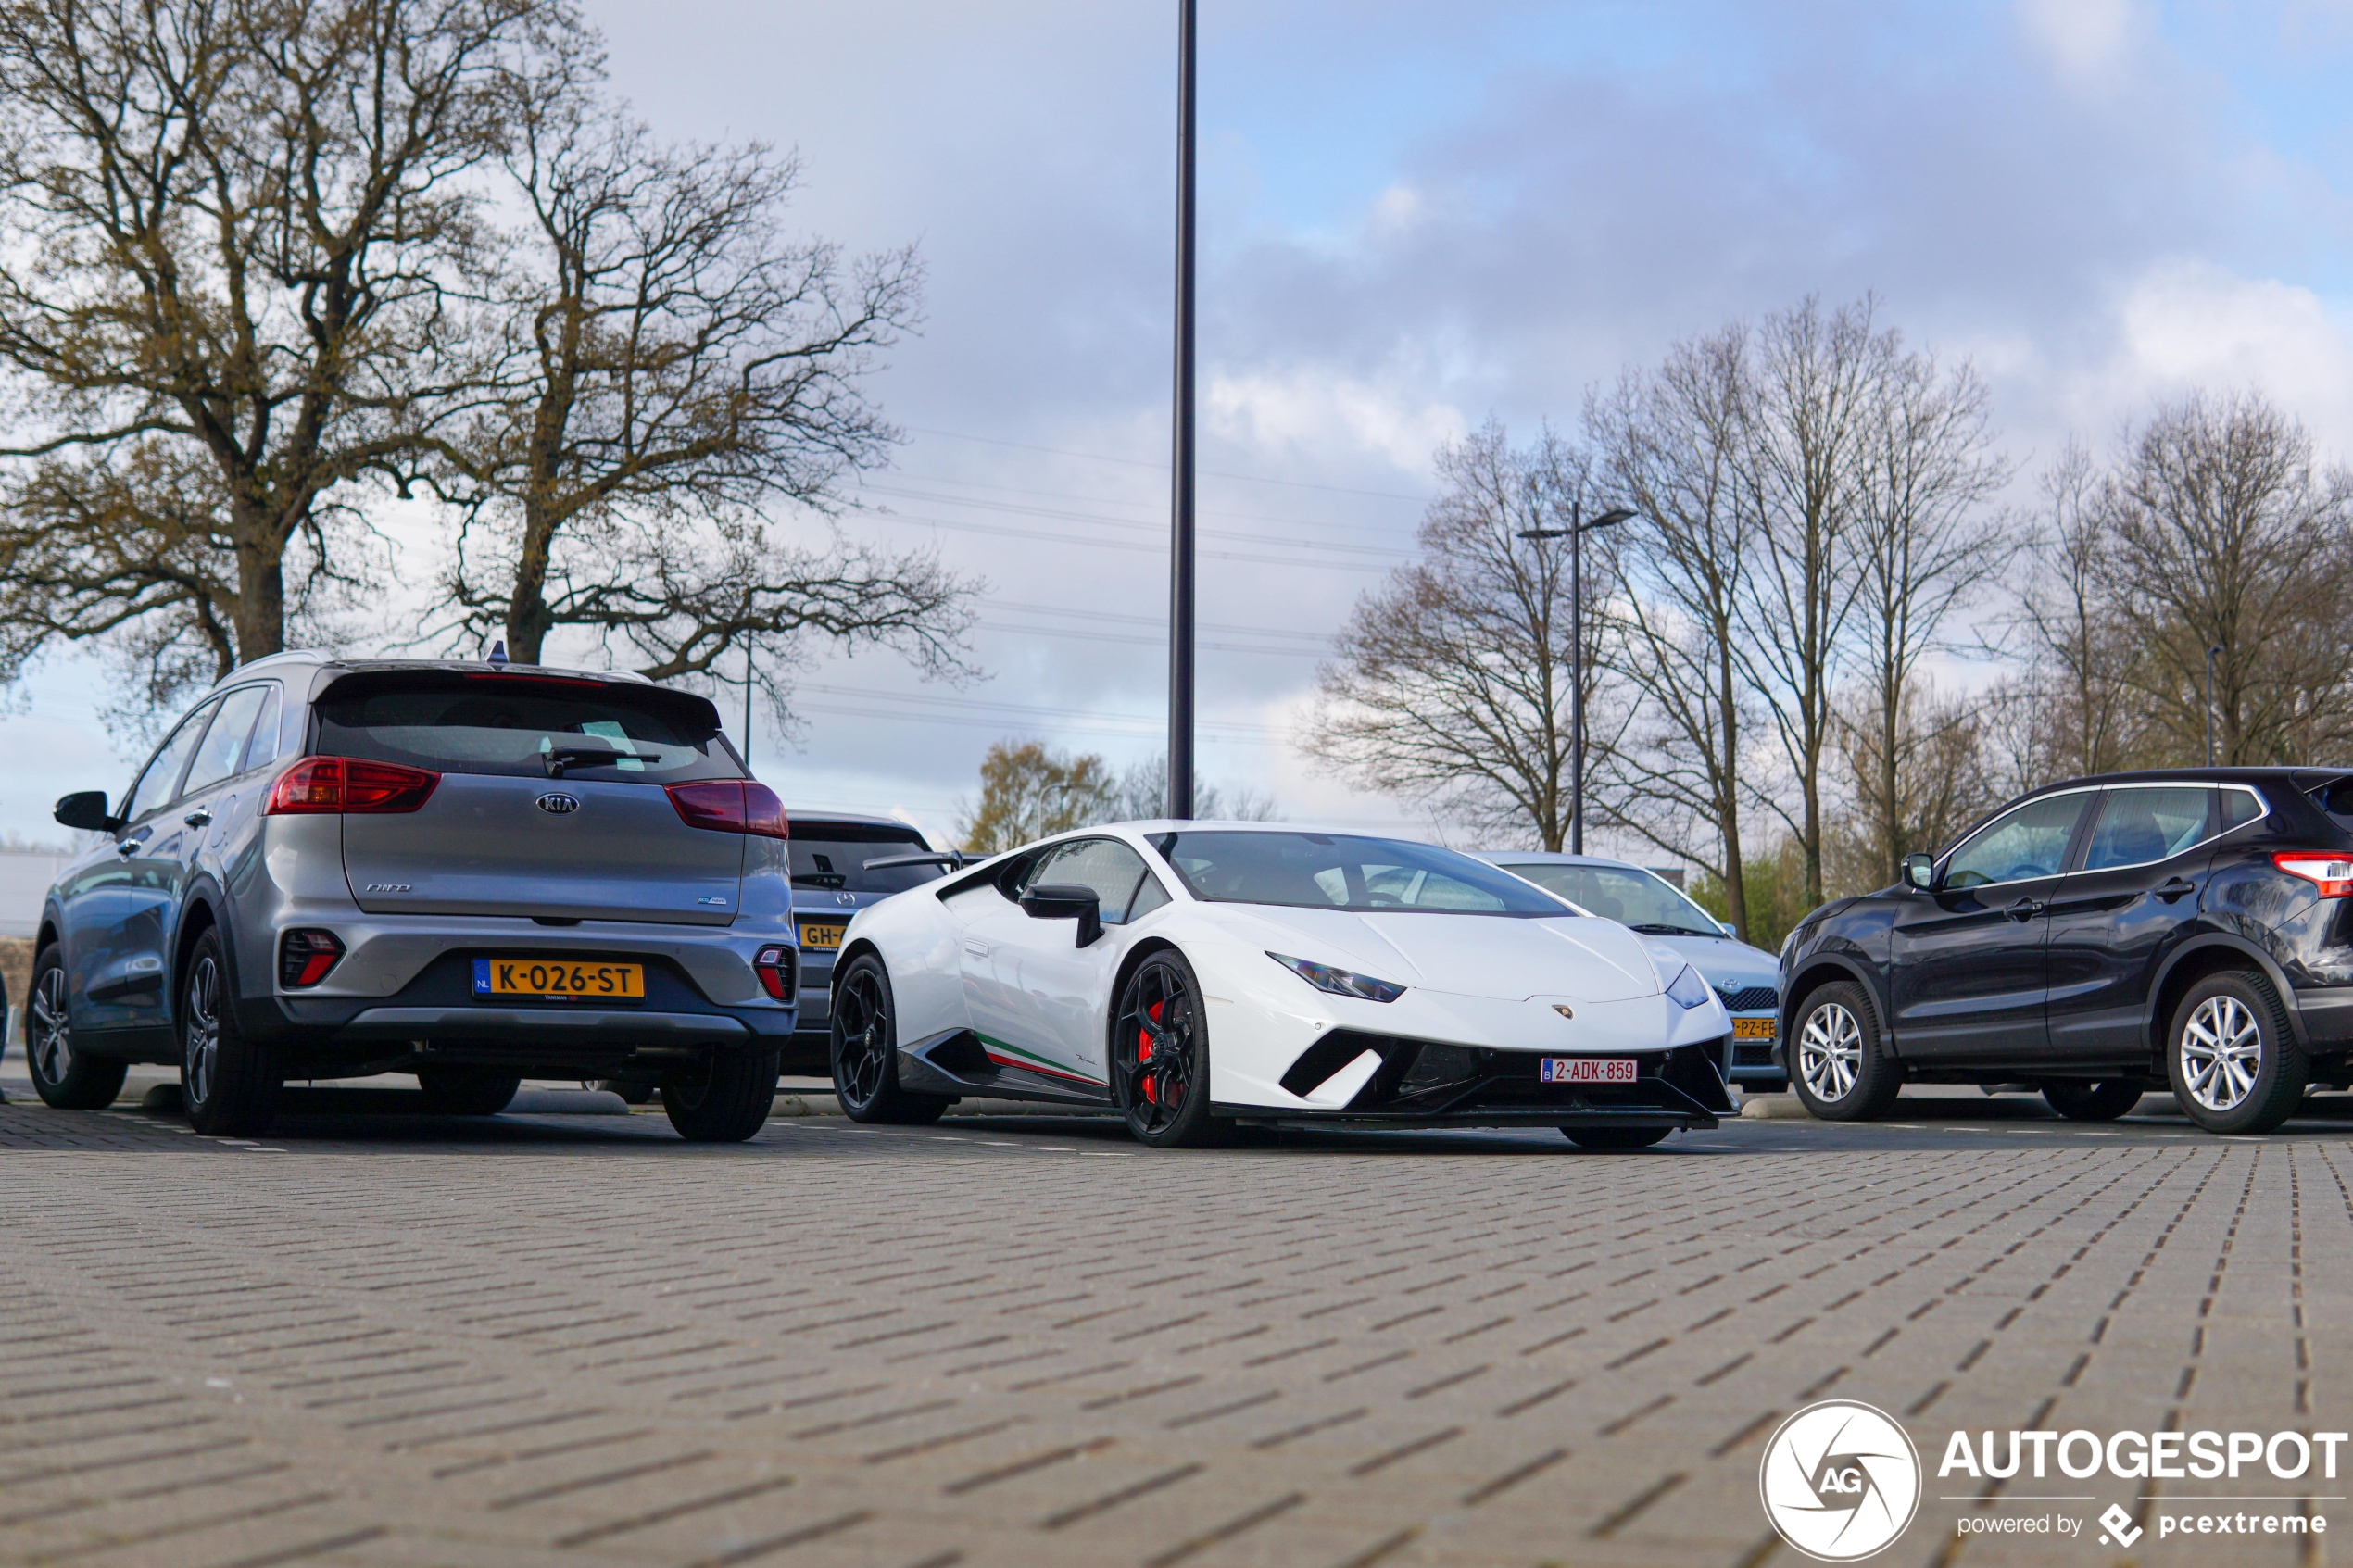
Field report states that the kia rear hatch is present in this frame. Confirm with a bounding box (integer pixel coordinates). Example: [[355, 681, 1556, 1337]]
[[308, 669, 767, 924]]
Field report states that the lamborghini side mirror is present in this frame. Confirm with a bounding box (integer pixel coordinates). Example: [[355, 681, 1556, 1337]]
[[1902, 852, 1936, 892], [1020, 882, 1103, 947]]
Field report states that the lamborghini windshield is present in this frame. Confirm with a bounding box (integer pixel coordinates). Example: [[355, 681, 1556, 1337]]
[[1151, 831, 1567, 915]]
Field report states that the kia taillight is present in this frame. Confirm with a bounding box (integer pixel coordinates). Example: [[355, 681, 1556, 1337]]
[[2275, 854, 2353, 897], [280, 929, 344, 988], [262, 757, 439, 815], [666, 780, 790, 840], [754, 944, 795, 1001]]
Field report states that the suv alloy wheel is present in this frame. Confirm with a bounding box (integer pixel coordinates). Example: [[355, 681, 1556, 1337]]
[[1789, 982, 1903, 1121], [2167, 972, 2306, 1135]]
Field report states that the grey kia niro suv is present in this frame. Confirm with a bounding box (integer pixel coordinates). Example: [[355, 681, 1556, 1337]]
[[29, 653, 798, 1140]]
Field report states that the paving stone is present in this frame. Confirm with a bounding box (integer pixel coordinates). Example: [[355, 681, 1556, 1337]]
[[0, 1090, 2348, 1565]]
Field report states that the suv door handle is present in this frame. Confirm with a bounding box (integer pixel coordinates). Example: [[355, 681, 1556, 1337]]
[[2005, 897, 2046, 922], [182, 808, 211, 828], [2153, 876, 2196, 902]]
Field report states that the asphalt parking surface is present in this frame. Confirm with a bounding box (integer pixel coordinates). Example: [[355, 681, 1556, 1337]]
[[0, 1076, 2345, 1567]]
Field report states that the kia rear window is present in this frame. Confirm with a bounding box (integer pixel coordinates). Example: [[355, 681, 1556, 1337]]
[[313, 673, 739, 784], [790, 822, 949, 894]]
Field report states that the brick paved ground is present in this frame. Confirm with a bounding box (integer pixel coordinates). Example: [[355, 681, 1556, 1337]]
[[0, 1081, 2346, 1568]]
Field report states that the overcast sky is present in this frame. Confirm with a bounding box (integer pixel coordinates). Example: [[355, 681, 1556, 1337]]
[[7, 0, 2353, 855]]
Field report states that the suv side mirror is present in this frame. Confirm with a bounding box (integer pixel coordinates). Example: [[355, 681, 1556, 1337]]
[[54, 791, 120, 834], [1020, 882, 1102, 947], [1902, 852, 1937, 892]]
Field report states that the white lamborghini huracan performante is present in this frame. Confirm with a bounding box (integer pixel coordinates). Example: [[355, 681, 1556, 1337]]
[[825, 823, 1736, 1149]]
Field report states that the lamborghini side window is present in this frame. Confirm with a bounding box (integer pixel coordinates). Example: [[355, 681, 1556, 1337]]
[[1029, 838, 1156, 925], [1127, 873, 1170, 921]]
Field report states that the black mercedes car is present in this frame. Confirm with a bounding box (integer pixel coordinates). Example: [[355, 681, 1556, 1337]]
[[1777, 769, 2353, 1135]]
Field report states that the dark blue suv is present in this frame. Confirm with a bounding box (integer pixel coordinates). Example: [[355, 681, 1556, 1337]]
[[1780, 769, 2353, 1135]]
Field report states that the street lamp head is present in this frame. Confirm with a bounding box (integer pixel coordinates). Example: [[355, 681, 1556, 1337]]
[[1516, 528, 1568, 542], [1586, 508, 1637, 531]]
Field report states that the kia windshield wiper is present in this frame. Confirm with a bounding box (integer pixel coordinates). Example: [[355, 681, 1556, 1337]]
[[1626, 922, 1718, 937], [543, 741, 625, 778]]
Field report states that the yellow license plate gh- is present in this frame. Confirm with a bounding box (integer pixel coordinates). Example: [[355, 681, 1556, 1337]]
[[472, 959, 644, 1000], [797, 921, 846, 951], [1733, 1017, 1775, 1039]]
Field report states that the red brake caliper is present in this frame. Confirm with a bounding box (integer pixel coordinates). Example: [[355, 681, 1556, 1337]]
[[1140, 1000, 1164, 1103]]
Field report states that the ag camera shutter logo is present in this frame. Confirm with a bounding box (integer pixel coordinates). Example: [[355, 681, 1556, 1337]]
[[1759, 1400, 1922, 1561]]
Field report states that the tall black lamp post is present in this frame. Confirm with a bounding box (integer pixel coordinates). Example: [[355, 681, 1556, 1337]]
[[2206, 644, 2223, 767], [1519, 507, 1635, 854], [1166, 0, 1198, 821]]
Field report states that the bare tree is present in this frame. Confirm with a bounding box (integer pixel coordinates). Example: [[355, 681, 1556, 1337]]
[[1304, 421, 1605, 848], [1831, 680, 1997, 891], [0, 0, 564, 707], [434, 80, 968, 689], [1112, 754, 1277, 822], [2094, 392, 2353, 765], [1993, 442, 2147, 787], [1734, 295, 1884, 908], [1587, 325, 1762, 938], [1843, 344, 2012, 884]]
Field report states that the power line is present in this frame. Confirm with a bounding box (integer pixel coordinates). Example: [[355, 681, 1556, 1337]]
[[901, 424, 1432, 503], [991, 599, 1332, 643], [979, 620, 1324, 657], [887, 470, 1424, 536], [786, 681, 1290, 737], [860, 483, 1413, 558], [853, 507, 1395, 573], [790, 701, 1279, 744]]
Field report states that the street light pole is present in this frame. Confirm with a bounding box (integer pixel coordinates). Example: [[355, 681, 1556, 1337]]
[[2206, 644, 2223, 767], [1520, 508, 1635, 854], [1166, 0, 1197, 821]]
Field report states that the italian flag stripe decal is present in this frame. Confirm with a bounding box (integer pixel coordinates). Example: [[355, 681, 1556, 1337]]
[[977, 1034, 1105, 1088]]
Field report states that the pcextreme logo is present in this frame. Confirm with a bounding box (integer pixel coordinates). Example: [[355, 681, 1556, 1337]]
[[1759, 1401, 1923, 1562]]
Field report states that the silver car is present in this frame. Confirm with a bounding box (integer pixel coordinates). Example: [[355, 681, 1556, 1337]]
[[27, 653, 798, 1140], [1473, 851, 1786, 1091]]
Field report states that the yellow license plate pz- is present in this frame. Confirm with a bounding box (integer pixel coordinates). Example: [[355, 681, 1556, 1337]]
[[1733, 1017, 1775, 1039], [797, 922, 846, 951], [472, 959, 644, 1000]]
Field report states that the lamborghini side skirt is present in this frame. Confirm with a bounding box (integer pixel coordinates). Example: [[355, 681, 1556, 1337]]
[[895, 1026, 1114, 1108]]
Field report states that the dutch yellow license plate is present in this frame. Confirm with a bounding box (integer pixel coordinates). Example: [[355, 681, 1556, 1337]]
[[472, 959, 644, 1000], [1733, 1017, 1776, 1039], [797, 921, 847, 951]]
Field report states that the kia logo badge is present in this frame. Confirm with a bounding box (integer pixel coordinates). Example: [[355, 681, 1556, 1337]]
[[536, 793, 581, 815]]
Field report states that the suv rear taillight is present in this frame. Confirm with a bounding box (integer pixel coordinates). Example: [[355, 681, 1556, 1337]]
[[2275, 854, 2353, 897], [263, 756, 440, 815], [666, 780, 789, 840], [754, 944, 796, 1000], [280, 929, 345, 987]]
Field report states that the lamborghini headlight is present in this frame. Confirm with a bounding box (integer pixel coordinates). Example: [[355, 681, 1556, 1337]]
[[1268, 951, 1406, 1003], [1664, 963, 1711, 1010]]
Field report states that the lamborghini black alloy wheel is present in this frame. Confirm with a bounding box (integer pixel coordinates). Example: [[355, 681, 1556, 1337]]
[[834, 963, 890, 1108], [1112, 951, 1226, 1148], [829, 953, 948, 1124]]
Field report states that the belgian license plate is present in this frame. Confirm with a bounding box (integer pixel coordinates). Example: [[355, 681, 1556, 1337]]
[[1733, 1017, 1776, 1039], [472, 958, 644, 1000], [1541, 1057, 1636, 1085], [796, 920, 847, 951]]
